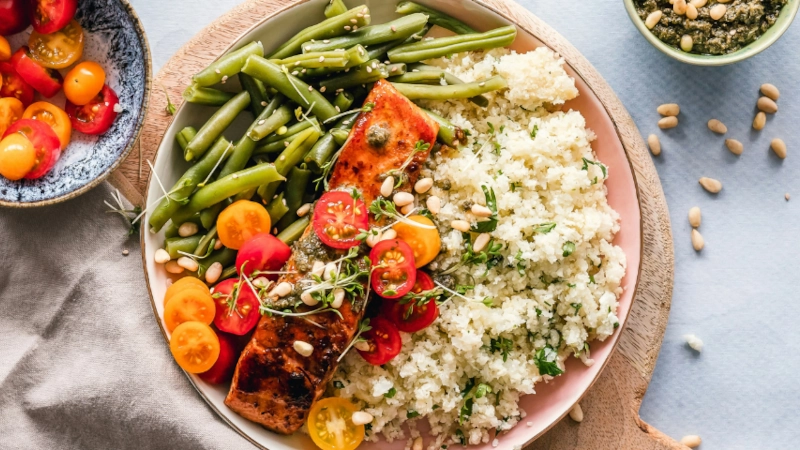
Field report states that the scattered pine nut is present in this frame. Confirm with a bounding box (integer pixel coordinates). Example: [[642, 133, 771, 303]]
[[253, 277, 270, 289], [657, 103, 680, 116], [426, 196, 441, 214], [658, 116, 679, 129], [177, 256, 199, 272], [273, 282, 293, 298], [301, 291, 319, 306], [381, 229, 398, 241], [293, 340, 314, 357], [380, 176, 395, 198], [786, 193, 791, 201], [707, 119, 727, 134], [400, 203, 415, 216], [205, 262, 223, 284], [648, 134, 661, 156], [680, 435, 702, 448], [214, 240, 223, 250], [680, 35, 693, 52], [771, 138, 787, 159], [690, 0, 707, 6], [688, 207, 701, 228], [352, 412, 374, 426], [178, 222, 198, 237], [296, 203, 312, 217], [471, 204, 493, 217], [691, 229, 704, 251], [684, 334, 704, 352], [366, 231, 382, 247], [122, 249, 129, 256], [685, 3, 698, 19], [673, 0, 687, 15], [757, 96, 778, 114], [414, 177, 433, 194], [331, 288, 345, 309], [760, 83, 780, 101], [569, 404, 584, 423], [725, 138, 743, 155], [154, 248, 171, 264], [393, 192, 414, 207], [451, 220, 470, 232], [699, 177, 722, 194], [311, 261, 326, 277], [354, 341, 370, 351], [473, 233, 491, 252], [165, 260, 184, 274], [645, 10, 663, 29], [753, 111, 767, 130], [710, 3, 727, 20], [323, 262, 338, 281]]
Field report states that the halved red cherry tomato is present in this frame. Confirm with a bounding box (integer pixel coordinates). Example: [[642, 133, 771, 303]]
[[384, 270, 439, 333], [357, 317, 402, 365], [10, 47, 62, 98], [313, 190, 368, 250], [199, 331, 240, 384], [3, 118, 60, 179], [0, 0, 31, 36], [370, 239, 416, 299], [0, 62, 35, 107], [212, 278, 261, 336], [29, 0, 77, 34], [28, 19, 84, 69], [65, 84, 119, 135], [235, 232, 292, 279]]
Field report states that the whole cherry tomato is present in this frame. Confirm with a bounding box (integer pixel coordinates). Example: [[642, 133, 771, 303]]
[[0, 0, 31, 36], [63, 61, 105, 105], [29, 0, 77, 34], [235, 233, 292, 279]]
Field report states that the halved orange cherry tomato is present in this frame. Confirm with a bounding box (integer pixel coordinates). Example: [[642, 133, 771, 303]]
[[0, 62, 35, 107], [63, 61, 105, 106], [0, 133, 36, 181], [164, 276, 208, 307], [0, 36, 11, 62], [29, 0, 78, 35], [0, 98, 24, 136], [169, 321, 220, 374], [392, 215, 441, 268], [3, 118, 61, 179], [65, 84, 119, 135], [23, 102, 72, 150], [307, 397, 365, 450], [164, 287, 216, 332], [10, 47, 63, 98], [370, 239, 417, 299], [312, 190, 369, 249], [217, 200, 272, 250], [28, 19, 84, 69], [356, 316, 402, 366]]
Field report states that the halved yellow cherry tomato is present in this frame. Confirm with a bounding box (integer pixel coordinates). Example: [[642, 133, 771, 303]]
[[164, 287, 216, 332], [392, 215, 441, 268], [307, 397, 365, 450], [169, 321, 220, 374], [23, 102, 72, 149], [164, 276, 209, 307], [0, 98, 24, 137], [0, 133, 37, 181], [63, 61, 105, 106], [28, 20, 85, 69], [217, 200, 272, 250], [0, 36, 10, 62]]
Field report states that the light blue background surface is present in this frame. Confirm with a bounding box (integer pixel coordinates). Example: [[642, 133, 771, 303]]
[[132, 1, 800, 448]]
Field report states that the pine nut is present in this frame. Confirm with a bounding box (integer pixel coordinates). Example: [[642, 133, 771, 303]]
[[690, 0, 707, 6], [786, 193, 791, 201], [699, 177, 722, 193], [381, 229, 397, 241], [154, 248, 171, 264], [673, 0, 687, 15], [680, 435, 702, 448], [688, 207, 701, 228], [400, 203, 415, 216], [352, 411, 374, 426], [658, 116, 678, 129], [710, 3, 727, 20], [177, 257, 199, 272], [301, 291, 319, 306], [324, 262, 338, 280], [473, 233, 491, 252], [293, 340, 314, 357], [381, 176, 395, 198], [707, 119, 727, 134], [725, 139, 743, 155], [275, 282, 293, 297], [657, 103, 680, 116], [366, 230, 382, 247], [471, 204, 493, 217], [332, 288, 345, 309], [569, 404, 584, 423], [393, 192, 414, 207], [645, 10, 662, 29], [647, 134, 661, 156], [760, 83, 780, 101], [451, 220, 470, 232], [178, 222, 198, 237], [354, 340, 370, 351], [414, 177, 433, 194], [691, 229, 704, 251], [753, 111, 767, 130], [426, 196, 441, 214], [296, 203, 312, 217], [412, 437, 423, 450], [771, 138, 787, 159], [311, 260, 326, 277], [686, 3, 698, 19], [253, 277, 270, 289], [165, 260, 184, 274], [757, 96, 778, 113], [205, 262, 223, 284], [680, 35, 693, 52]]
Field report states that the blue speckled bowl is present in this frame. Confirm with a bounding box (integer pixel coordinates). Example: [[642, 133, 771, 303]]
[[0, 0, 151, 208]]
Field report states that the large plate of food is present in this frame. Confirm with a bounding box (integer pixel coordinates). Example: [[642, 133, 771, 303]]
[[140, 1, 642, 449]]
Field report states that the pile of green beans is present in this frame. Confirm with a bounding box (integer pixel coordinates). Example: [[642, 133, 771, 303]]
[[148, 1, 516, 283]]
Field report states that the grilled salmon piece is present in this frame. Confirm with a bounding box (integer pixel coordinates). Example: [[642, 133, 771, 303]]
[[225, 80, 439, 434]]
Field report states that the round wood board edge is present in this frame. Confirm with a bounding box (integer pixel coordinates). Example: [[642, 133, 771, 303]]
[[112, 1, 679, 448]]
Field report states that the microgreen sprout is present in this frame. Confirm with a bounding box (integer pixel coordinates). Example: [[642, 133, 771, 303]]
[[281, 65, 309, 104], [103, 189, 142, 236], [369, 198, 435, 230], [385, 140, 430, 187], [581, 157, 608, 179], [162, 83, 176, 115], [294, 102, 321, 133], [322, 102, 374, 124], [337, 318, 372, 362], [197, 141, 233, 188]]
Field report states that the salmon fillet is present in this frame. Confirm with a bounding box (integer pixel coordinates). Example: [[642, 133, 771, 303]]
[[224, 80, 439, 434]]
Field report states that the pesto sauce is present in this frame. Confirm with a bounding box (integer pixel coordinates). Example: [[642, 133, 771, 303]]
[[636, 0, 787, 55]]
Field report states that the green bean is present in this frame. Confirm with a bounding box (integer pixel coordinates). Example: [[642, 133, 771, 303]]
[[396, 1, 477, 34], [388, 26, 517, 63], [196, 248, 237, 279], [239, 73, 269, 116], [193, 226, 218, 256], [164, 214, 202, 238], [166, 235, 203, 259], [233, 187, 258, 202], [331, 128, 350, 146], [200, 201, 227, 229], [247, 105, 293, 141], [324, 0, 348, 18], [269, 6, 372, 59], [193, 41, 265, 87], [392, 75, 507, 100], [176, 126, 197, 151], [333, 91, 354, 112], [241, 55, 339, 121], [409, 63, 488, 107], [219, 265, 238, 283], [302, 14, 429, 54], [366, 40, 405, 61], [423, 108, 465, 146], [253, 118, 322, 154], [300, 45, 370, 78], [273, 49, 353, 69], [182, 85, 235, 106], [149, 136, 234, 232], [217, 96, 287, 179], [256, 128, 320, 201], [266, 192, 290, 223], [276, 166, 311, 231], [320, 60, 389, 91], [401, 23, 432, 44], [304, 112, 359, 173], [389, 70, 443, 85], [184, 91, 250, 161], [386, 63, 407, 77], [277, 217, 310, 245]]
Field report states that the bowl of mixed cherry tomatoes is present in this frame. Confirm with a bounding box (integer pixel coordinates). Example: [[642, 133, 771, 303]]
[[0, 0, 150, 207]]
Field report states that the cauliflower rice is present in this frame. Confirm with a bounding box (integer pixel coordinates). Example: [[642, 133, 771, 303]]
[[335, 47, 626, 447]]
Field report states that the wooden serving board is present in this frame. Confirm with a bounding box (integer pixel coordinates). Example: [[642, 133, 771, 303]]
[[112, 1, 679, 448]]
